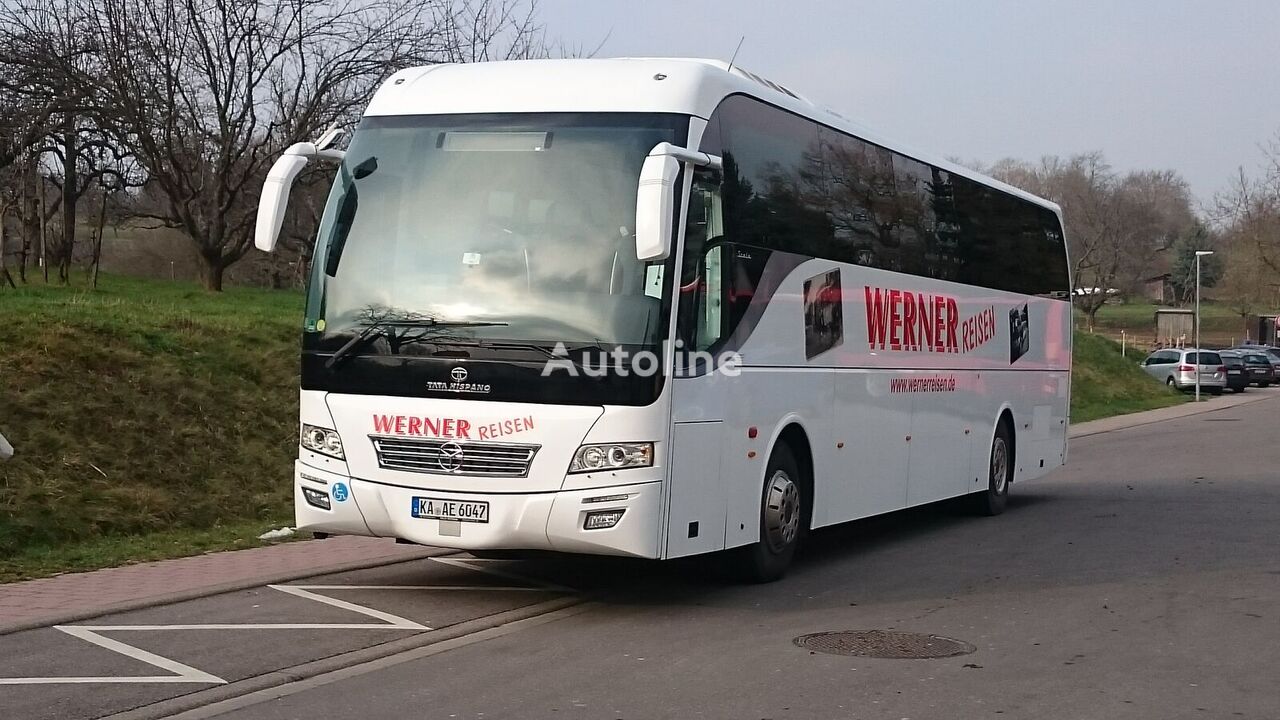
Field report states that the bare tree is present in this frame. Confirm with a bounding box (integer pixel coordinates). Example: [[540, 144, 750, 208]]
[[990, 153, 1195, 327], [0, 0, 134, 285], [65, 0, 544, 291]]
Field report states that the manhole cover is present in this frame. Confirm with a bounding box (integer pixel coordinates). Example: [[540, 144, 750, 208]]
[[793, 630, 976, 659]]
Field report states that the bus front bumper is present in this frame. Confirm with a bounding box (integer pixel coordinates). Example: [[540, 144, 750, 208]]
[[293, 461, 661, 559]]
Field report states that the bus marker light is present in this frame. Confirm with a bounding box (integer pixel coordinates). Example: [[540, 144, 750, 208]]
[[747, 451, 757, 459], [836, 442, 844, 449], [583, 494, 631, 504], [747, 426, 758, 439], [584, 510, 624, 530]]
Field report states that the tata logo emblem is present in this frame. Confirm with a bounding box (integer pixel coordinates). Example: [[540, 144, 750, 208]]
[[427, 366, 491, 394], [438, 441, 464, 472]]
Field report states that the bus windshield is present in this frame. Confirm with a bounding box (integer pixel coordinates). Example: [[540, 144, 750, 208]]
[[306, 113, 688, 353]]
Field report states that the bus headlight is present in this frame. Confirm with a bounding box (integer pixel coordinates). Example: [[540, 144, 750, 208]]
[[301, 424, 345, 460], [569, 442, 653, 473]]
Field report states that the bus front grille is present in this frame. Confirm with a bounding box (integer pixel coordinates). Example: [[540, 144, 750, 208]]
[[369, 436, 540, 478]]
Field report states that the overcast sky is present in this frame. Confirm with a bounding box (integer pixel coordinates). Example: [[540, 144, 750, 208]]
[[539, 0, 1280, 206]]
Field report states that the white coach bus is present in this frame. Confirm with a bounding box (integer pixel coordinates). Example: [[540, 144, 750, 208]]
[[256, 58, 1071, 581]]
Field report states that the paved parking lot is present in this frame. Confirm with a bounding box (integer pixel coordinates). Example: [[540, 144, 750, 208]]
[[2, 395, 1279, 719], [0, 556, 581, 720]]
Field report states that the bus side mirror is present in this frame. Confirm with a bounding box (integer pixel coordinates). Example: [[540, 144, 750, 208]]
[[635, 143, 723, 262], [255, 147, 312, 252], [255, 128, 347, 253], [635, 153, 681, 261]]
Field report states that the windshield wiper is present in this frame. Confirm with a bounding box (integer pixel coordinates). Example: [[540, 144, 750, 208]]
[[422, 338, 590, 374], [324, 319, 508, 369]]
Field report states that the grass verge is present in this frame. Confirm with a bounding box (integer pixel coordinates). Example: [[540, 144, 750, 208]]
[[0, 520, 297, 584], [1071, 331, 1187, 423], [0, 273, 301, 581]]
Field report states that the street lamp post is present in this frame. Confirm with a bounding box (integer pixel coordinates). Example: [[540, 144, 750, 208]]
[[1195, 250, 1214, 402]]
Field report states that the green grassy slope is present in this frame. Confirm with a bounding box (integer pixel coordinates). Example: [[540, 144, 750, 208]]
[[0, 275, 302, 580], [1070, 331, 1185, 423]]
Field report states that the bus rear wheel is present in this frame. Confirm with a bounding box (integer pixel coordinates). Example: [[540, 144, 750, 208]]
[[732, 443, 806, 583], [971, 422, 1011, 516]]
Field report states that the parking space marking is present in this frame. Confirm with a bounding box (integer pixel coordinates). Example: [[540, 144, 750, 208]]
[[0, 627, 226, 685], [0, 555, 576, 686]]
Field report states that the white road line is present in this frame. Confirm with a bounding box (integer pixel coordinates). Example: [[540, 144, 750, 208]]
[[0, 627, 227, 685], [0, 565, 573, 686], [269, 585, 429, 630], [80, 624, 417, 631]]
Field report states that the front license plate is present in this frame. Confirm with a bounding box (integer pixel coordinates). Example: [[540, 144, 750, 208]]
[[411, 497, 489, 523]]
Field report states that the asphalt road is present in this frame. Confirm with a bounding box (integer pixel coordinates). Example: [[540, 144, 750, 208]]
[[4, 396, 1280, 719]]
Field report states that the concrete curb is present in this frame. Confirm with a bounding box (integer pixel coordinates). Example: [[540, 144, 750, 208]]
[[0, 546, 450, 637], [101, 596, 591, 720], [1069, 388, 1279, 439]]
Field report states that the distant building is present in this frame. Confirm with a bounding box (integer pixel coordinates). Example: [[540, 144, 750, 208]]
[[1155, 308, 1194, 346], [1143, 273, 1174, 304]]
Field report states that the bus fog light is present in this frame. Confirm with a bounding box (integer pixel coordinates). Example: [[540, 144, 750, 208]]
[[301, 424, 345, 460], [584, 509, 625, 530], [302, 486, 331, 510], [569, 443, 653, 473]]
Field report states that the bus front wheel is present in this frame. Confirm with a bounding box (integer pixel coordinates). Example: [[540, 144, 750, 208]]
[[733, 443, 806, 583], [971, 422, 1012, 516]]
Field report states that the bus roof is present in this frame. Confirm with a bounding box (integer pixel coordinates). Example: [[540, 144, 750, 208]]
[[365, 58, 1062, 216]]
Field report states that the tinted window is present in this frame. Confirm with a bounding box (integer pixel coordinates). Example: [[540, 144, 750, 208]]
[[1223, 355, 1244, 367], [710, 95, 833, 259], [1187, 352, 1222, 365], [1246, 354, 1269, 364], [701, 95, 1069, 297]]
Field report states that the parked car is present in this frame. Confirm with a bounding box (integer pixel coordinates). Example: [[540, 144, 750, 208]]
[[1141, 348, 1226, 394], [1220, 351, 1251, 393], [1229, 349, 1276, 387], [1233, 343, 1280, 373]]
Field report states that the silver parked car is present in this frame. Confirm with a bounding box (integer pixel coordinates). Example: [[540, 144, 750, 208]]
[[1141, 348, 1226, 394]]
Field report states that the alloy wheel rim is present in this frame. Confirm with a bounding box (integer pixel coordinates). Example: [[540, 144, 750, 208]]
[[764, 470, 800, 553], [991, 437, 1009, 494]]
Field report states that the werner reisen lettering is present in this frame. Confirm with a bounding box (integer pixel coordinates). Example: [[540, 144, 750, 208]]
[[863, 286, 996, 354], [371, 415, 535, 440], [864, 286, 959, 352]]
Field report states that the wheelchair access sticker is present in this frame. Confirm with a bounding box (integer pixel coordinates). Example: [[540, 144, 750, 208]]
[[332, 482, 350, 503]]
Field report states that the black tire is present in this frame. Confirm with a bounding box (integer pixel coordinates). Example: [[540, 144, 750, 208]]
[[1166, 377, 1177, 389], [730, 444, 806, 583], [1263, 383, 1272, 388], [971, 422, 1012, 516]]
